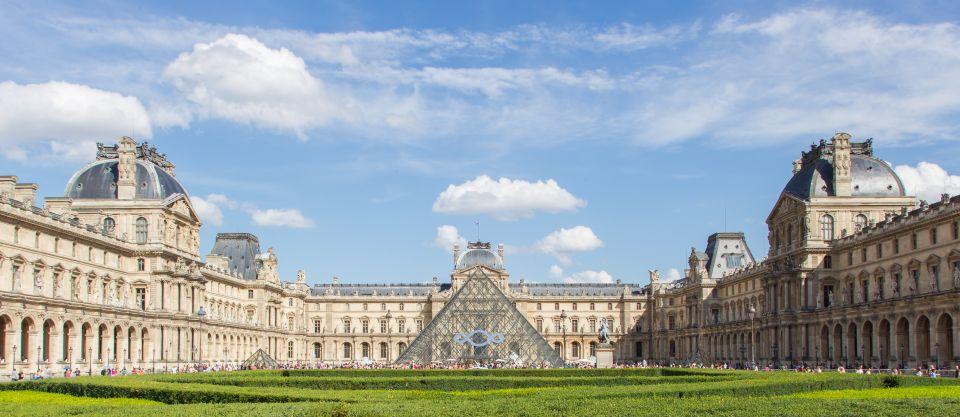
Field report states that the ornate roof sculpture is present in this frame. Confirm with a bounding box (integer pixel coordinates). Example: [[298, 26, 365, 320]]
[[395, 268, 563, 367], [64, 137, 187, 200], [242, 348, 279, 369], [782, 134, 905, 200]]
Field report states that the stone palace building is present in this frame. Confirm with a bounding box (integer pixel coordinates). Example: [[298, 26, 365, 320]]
[[0, 133, 957, 376]]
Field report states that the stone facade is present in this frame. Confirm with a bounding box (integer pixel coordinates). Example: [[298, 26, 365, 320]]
[[0, 138, 641, 376], [2, 133, 957, 376], [632, 133, 960, 369]]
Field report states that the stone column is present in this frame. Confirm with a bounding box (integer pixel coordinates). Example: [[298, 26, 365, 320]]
[[871, 325, 881, 366], [908, 321, 919, 368]]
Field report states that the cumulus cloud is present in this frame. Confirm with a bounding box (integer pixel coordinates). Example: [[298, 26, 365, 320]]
[[536, 226, 604, 265], [249, 208, 315, 228], [190, 195, 224, 226], [163, 34, 342, 137], [895, 162, 960, 203], [434, 225, 467, 252], [0, 81, 152, 160], [9, 7, 960, 152], [548, 265, 614, 284], [432, 175, 586, 221], [187, 193, 314, 228], [664, 268, 681, 282]]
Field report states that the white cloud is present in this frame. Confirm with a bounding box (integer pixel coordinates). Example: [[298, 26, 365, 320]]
[[0, 81, 151, 160], [432, 175, 586, 221], [664, 268, 681, 282], [9, 8, 960, 151], [536, 226, 603, 265], [434, 225, 467, 252], [549, 265, 564, 280], [187, 193, 313, 228], [249, 208, 315, 228], [163, 34, 343, 137], [895, 162, 960, 203], [548, 265, 614, 283], [189, 195, 224, 226], [565, 270, 615, 284]]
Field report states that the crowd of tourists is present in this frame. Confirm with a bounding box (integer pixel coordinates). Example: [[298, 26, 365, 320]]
[[7, 359, 960, 380]]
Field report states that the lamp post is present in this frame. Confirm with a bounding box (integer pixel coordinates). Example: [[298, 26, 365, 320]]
[[815, 346, 820, 367], [11, 345, 17, 377], [899, 344, 905, 369], [935, 342, 940, 369], [87, 347, 92, 376], [197, 306, 206, 369], [560, 310, 568, 361], [152, 348, 156, 373], [748, 304, 756, 368], [36, 346, 41, 372]]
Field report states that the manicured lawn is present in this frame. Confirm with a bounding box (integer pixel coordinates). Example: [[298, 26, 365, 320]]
[[1, 369, 958, 416]]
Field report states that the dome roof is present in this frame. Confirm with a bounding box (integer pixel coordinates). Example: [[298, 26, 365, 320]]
[[64, 159, 187, 200], [782, 154, 905, 200], [456, 248, 504, 270]]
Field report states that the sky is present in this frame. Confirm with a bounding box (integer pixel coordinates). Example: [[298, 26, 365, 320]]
[[4, 0, 960, 286]]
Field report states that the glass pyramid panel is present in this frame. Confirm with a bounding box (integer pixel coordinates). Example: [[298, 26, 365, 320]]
[[395, 268, 563, 367]]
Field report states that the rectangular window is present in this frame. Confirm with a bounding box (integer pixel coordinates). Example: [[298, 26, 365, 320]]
[[344, 320, 352, 333], [553, 320, 561, 332], [954, 221, 960, 240], [248, 290, 254, 299], [847, 252, 853, 265], [668, 316, 676, 330], [911, 233, 918, 249], [416, 319, 423, 332], [861, 248, 867, 262], [399, 303, 404, 311], [536, 319, 543, 332], [572, 302, 577, 310], [726, 254, 743, 268], [398, 319, 406, 333], [314, 320, 322, 333], [893, 238, 899, 254], [571, 318, 579, 331], [380, 320, 387, 333], [135, 288, 146, 310], [931, 227, 938, 244], [932, 265, 940, 291], [876, 243, 882, 258], [361, 320, 369, 333]]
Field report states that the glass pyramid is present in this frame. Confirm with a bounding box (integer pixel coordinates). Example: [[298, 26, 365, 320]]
[[395, 268, 563, 367]]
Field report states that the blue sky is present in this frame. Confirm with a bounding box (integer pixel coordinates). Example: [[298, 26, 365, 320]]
[[3, 0, 960, 285]]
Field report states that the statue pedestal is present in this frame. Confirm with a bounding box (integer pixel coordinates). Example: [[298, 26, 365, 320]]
[[595, 343, 614, 368]]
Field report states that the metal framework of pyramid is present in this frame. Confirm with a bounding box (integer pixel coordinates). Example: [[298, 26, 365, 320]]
[[242, 348, 279, 369], [395, 268, 563, 367]]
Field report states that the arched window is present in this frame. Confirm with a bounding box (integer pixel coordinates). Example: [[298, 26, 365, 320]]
[[379, 342, 388, 359], [137, 258, 146, 271], [553, 342, 562, 357], [854, 214, 868, 232], [287, 340, 294, 358], [820, 214, 835, 241], [571, 342, 581, 358], [102, 217, 115, 234], [589, 341, 597, 357], [361, 342, 370, 358], [135, 217, 148, 243], [343, 342, 352, 359], [313, 342, 322, 359]]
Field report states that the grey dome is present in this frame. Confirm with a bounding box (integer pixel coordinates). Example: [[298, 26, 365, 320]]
[[456, 248, 503, 270], [783, 154, 905, 200], [65, 160, 187, 200]]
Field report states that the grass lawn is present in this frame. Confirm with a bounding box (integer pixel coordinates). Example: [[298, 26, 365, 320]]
[[1, 368, 959, 416]]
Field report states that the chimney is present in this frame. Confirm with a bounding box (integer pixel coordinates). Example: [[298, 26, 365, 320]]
[[0, 175, 17, 198], [14, 183, 38, 207], [117, 136, 137, 200], [832, 132, 852, 196]]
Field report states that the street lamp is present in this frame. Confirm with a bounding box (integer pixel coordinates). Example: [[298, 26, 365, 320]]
[[748, 304, 756, 368], [152, 348, 156, 373], [88, 347, 93, 376], [197, 306, 206, 366], [560, 310, 568, 361], [11, 345, 17, 376], [36, 346, 41, 372], [899, 344, 905, 369], [935, 342, 940, 369]]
